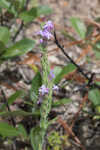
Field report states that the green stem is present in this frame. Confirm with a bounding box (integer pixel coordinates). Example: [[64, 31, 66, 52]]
[[39, 48, 53, 149]]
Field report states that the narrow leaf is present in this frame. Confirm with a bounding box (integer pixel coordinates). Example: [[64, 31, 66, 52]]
[[88, 89, 100, 106], [52, 98, 72, 107], [93, 41, 100, 59], [19, 5, 52, 23], [0, 110, 40, 117], [19, 7, 37, 23], [0, 90, 25, 111], [54, 63, 76, 84], [17, 124, 28, 139], [37, 5, 52, 16], [30, 72, 42, 103], [0, 27, 10, 44], [86, 25, 94, 37], [0, 0, 11, 9], [0, 0, 17, 16], [2, 38, 35, 59], [0, 122, 19, 137], [0, 41, 6, 54], [94, 41, 100, 49], [30, 127, 43, 150], [70, 17, 86, 39]]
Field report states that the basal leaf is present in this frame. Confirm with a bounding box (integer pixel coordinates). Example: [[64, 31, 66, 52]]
[[2, 38, 35, 59]]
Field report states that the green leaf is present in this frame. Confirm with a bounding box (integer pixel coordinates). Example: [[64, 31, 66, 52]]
[[88, 89, 100, 106], [70, 17, 86, 39], [30, 127, 43, 150], [95, 17, 100, 23], [93, 115, 100, 120], [86, 25, 94, 37], [94, 50, 100, 59], [94, 41, 100, 49], [0, 41, 6, 54], [37, 5, 52, 16], [19, 7, 38, 23], [52, 98, 72, 107], [62, 30, 76, 41], [18, 0, 26, 9], [0, 110, 40, 117], [30, 0, 38, 7], [0, 8, 2, 13], [0, 27, 10, 44], [17, 124, 28, 139], [19, 5, 52, 23], [95, 81, 100, 86], [0, 0, 17, 16], [0, 90, 25, 111], [2, 38, 35, 59], [0, 122, 19, 137], [92, 41, 100, 59], [30, 72, 42, 103], [54, 63, 76, 84], [7, 90, 25, 105], [0, 0, 11, 9], [61, 30, 83, 48], [53, 66, 62, 77]]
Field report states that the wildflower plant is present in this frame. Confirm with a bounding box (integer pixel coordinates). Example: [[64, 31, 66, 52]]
[[32, 20, 57, 150], [39, 21, 55, 150]]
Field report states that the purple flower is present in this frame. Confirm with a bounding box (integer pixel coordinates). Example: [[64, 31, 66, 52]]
[[37, 30, 53, 40], [37, 97, 43, 105], [43, 20, 54, 31], [37, 30, 43, 36], [49, 70, 55, 80], [53, 85, 59, 91], [37, 20, 54, 43], [40, 38, 43, 43], [39, 85, 49, 96], [43, 30, 53, 39]]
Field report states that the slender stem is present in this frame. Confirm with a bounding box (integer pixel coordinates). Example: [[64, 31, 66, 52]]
[[1, 89, 16, 127], [54, 31, 90, 80], [54, 31, 100, 90], [12, 21, 24, 42]]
